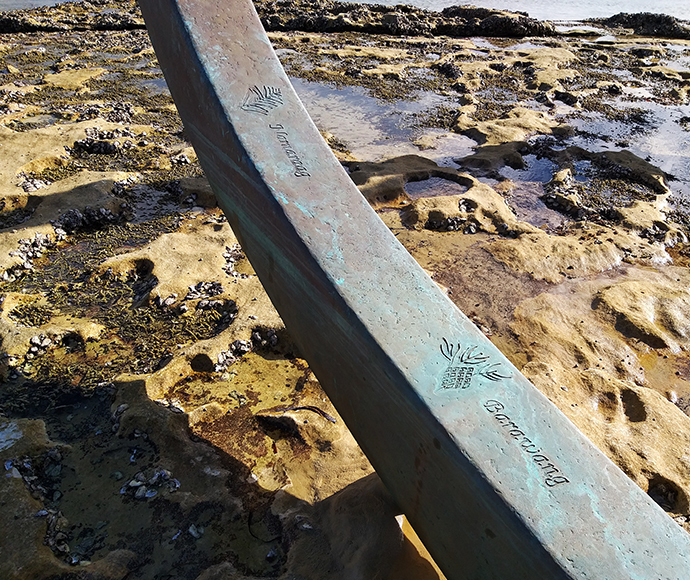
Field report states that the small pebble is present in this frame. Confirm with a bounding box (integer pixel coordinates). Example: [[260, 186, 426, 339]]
[[188, 524, 203, 539]]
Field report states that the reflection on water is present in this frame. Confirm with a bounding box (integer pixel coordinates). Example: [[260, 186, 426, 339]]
[[500, 154, 556, 183], [573, 160, 593, 182], [506, 182, 567, 229], [289, 77, 477, 163], [404, 176, 468, 199], [564, 98, 690, 201], [137, 77, 170, 95]]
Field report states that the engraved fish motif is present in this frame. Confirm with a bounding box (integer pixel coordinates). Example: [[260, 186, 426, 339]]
[[241, 85, 284, 115]]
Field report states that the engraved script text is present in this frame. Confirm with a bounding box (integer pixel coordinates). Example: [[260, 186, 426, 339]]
[[483, 399, 570, 488], [269, 124, 310, 178]]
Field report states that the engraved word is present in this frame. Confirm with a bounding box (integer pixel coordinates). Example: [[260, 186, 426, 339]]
[[438, 338, 511, 391], [269, 124, 310, 178], [483, 399, 570, 488], [242, 85, 284, 115]]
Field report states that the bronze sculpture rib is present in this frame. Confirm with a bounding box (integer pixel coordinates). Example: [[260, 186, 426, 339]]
[[138, 1, 690, 577]]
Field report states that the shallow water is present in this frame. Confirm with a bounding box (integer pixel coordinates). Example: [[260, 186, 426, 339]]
[[500, 155, 557, 183], [564, 99, 690, 201], [404, 176, 468, 199], [506, 181, 567, 229], [289, 77, 477, 163]]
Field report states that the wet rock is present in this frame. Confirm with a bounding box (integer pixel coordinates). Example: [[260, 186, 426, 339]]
[[185, 281, 224, 301], [255, 0, 556, 39], [2, 2, 690, 577], [598, 13, 690, 40], [51, 205, 118, 233], [346, 154, 475, 208], [0, 14, 65, 34], [92, 11, 145, 31], [70, 137, 120, 156], [453, 107, 566, 145], [404, 179, 537, 237], [380, 11, 429, 36], [456, 141, 531, 177], [106, 102, 136, 124], [432, 60, 463, 80], [478, 14, 556, 37], [554, 90, 579, 106], [0, 2, 144, 33], [487, 227, 666, 283], [630, 46, 667, 58]]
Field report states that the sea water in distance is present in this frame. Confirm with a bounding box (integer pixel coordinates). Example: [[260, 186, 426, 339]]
[[355, 0, 690, 21], [1, 0, 689, 21]]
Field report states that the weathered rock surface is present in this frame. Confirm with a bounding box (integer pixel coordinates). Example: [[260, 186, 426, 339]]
[[597, 12, 690, 40], [2, 0, 690, 578], [254, 0, 556, 39]]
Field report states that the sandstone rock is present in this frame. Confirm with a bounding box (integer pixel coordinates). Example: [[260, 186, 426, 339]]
[[487, 225, 673, 283], [403, 180, 538, 236], [97, 223, 238, 301], [177, 176, 217, 208], [594, 277, 690, 351], [488, 230, 622, 282], [455, 141, 530, 176], [509, 266, 690, 529], [453, 107, 566, 145]]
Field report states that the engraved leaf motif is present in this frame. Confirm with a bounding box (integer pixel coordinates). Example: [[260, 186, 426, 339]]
[[478, 363, 512, 382], [440, 338, 456, 361], [241, 85, 284, 115], [459, 345, 490, 365], [440, 338, 512, 386], [441, 341, 491, 365]]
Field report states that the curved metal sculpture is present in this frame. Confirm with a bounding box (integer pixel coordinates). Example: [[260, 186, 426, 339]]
[[138, 1, 690, 578]]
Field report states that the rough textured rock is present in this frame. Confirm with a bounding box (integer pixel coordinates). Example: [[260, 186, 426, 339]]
[[403, 181, 538, 236], [43, 68, 107, 91], [453, 107, 567, 146], [487, 225, 673, 283], [254, 0, 557, 39], [0, 417, 137, 579], [0, 1, 145, 33], [594, 277, 690, 351], [504, 265, 690, 529], [2, 1, 690, 577], [598, 13, 690, 40]]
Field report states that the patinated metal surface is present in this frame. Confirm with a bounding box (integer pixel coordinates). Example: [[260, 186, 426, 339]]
[[138, 1, 690, 578]]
